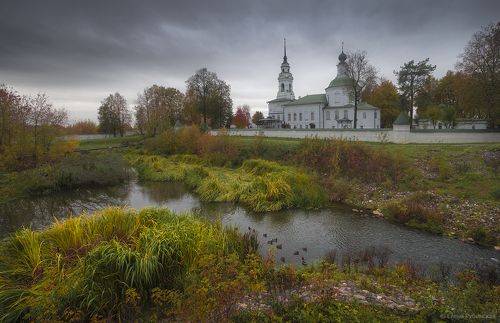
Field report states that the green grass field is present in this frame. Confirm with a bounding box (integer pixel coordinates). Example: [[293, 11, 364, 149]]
[[77, 135, 143, 151]]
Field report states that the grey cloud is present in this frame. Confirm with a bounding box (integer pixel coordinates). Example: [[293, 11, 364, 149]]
[[1, 0, 498, 120]]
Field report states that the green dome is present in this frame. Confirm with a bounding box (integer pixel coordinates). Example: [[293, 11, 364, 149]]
[[326, 77, 351, 88]]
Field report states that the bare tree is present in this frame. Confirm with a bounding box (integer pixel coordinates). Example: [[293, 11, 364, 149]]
[[344, 51, 377, 128], [27, 93, 67, 163], [457, 22, 500, 128]]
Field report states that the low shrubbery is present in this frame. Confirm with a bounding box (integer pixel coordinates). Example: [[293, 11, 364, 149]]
[[383, 192, 445, 234], [0, 152, 131, 204], [129, 154, 326, 212], [294, 137, 409, 184]]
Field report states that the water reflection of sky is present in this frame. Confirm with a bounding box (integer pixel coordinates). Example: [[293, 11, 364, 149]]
[[1, 181, 498, 273]]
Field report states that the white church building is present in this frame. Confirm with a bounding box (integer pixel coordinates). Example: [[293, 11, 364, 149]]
[[267, 41, 381, 129]]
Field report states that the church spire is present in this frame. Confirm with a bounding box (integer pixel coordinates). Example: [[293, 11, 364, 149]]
[[283, 38, 288, 63], [276, 38, 294, 100]]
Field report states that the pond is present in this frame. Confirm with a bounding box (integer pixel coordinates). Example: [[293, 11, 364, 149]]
[[1, 181, 498, 273]]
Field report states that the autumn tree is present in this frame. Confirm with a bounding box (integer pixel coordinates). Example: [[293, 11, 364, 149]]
[[185, 68, 233, 129], [0, 86, 69, 168], [135, 85, 184, 136], [65, 120, 98, 135], [395, 58, 436, 126], [457, 22, 500, 127], [98, 93, 131, 137], [344, 50, 377, 128], [233, 105, 251, 128], [365, 79, 400, 128], [251, 111, 264, 125]]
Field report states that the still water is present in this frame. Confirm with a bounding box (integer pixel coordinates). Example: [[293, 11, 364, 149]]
[[1, 181, 498, 272]]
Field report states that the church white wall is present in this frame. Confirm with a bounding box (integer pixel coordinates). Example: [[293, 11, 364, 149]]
[[283, 104, 323, 129], [357, 109, 380, 129], [217, 129, 500, 144], [268, 102, 285, 122], [325, 86, 351, 106], [323, 108, 380, 129]]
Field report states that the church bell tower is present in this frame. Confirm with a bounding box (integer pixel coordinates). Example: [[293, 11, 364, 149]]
[[276, 38, 295, 100]]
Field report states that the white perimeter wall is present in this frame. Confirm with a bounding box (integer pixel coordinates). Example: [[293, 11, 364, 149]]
[[214, 129, 500, 144]]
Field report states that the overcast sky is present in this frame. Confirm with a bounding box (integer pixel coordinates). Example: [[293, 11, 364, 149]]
[[1, 0, 498, 122]]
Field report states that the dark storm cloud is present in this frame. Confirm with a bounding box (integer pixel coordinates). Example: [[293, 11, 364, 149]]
[[1, 0, 498, 120]]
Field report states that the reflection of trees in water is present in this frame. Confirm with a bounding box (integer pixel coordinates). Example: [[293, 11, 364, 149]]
[[137, 182, 188, 203], [0, 185, 131, 236]]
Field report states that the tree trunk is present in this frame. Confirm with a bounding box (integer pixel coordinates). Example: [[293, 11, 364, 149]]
[[409, 79, 414, 128]]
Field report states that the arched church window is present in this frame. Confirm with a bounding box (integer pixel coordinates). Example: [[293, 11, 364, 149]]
[[281, 83, 285, 92], [311, 112, 314, 121], [344, 110, 348, 119], [326, 111, 331, 120], [293, 113, 297, 121], [288, 84, 292, 91], [299, 113, 302, 121], [288, 113, 291, 121]]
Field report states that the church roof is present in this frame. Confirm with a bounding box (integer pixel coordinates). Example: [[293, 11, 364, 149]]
[[326, 76, 352, 89], [267, 98, 293, 103], [284, 94, 327, 106], [393, 111, 411, 125], [325, 102, 379, 110]]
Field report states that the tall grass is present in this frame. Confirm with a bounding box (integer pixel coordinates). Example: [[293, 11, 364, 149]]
[[129, 155, 326, 212], [0, 207, 256, 321]]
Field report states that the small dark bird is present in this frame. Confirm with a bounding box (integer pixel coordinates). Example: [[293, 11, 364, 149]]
[[276, 244, 282, 249], [248, 226, 251, 231], [274, 238, 278, 243], [293, 251, 299, 255], [301, 257, 307, 266], [267, 240, 273, 245], [263, 233, 267, 238], [280, 257, 286, 263], [302, 247, 308, 252]]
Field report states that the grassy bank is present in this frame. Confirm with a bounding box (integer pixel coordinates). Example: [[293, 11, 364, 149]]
[[0, 152, 131, 205], [140, 129, 499, 246], [0, 207, 497, 322], [128, 154, 326, 212]]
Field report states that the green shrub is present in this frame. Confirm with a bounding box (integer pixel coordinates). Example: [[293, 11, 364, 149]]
[[467, 226, 497, 246], [325, 177, 354, 203], [430, 156, 454, 180], [383, 192, 444, 234], [491, 186, 500, 200]]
